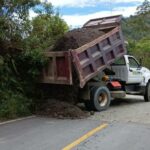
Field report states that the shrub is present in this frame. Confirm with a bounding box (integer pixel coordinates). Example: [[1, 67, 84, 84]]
[[0, 90, 31, 119]]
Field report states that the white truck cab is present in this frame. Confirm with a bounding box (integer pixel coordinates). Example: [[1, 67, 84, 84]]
[[111, 55, 150, 101], [81, 54, 150, 112]]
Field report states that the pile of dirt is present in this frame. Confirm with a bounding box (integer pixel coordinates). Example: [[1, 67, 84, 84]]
[[36, 99, 89, 119], [39, 84, 79, 104], [53, 27, 105, 51]]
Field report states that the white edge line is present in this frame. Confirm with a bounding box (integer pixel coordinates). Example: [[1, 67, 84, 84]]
[[0, 115, 36, 125]]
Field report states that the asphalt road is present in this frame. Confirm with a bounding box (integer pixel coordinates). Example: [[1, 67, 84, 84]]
[[74, 123, 150, 150], [0, 95, 150, 150], [0, 117, 104, 150]]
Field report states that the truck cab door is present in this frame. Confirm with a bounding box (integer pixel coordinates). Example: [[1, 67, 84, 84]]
[[111, 57, 128, 82], [127, 56, 143, 84]]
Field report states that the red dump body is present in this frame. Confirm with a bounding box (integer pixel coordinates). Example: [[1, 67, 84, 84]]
[[41, 15, 126, 88]]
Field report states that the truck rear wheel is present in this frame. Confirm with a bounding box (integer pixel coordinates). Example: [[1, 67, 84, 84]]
[[144, 82, 150, 102], [90, 86, 111, 111]]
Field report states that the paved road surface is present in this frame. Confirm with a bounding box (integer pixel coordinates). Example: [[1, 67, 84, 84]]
[[74, 123, 150, 150], [0, 95, 150, 150], [0, 117, 104, 150]]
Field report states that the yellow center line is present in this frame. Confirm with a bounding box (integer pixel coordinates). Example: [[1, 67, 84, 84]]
[[62, 123, 108, 150]]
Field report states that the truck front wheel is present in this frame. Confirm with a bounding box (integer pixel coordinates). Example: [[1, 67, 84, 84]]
[[144, 82, 150, 102], [90, 86, 111, 111]]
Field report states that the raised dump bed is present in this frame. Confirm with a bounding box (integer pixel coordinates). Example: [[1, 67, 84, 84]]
[[41, 15, 126, 88]]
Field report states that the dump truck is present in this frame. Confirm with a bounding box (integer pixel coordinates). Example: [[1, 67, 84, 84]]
[[41, 15, 150, 111]]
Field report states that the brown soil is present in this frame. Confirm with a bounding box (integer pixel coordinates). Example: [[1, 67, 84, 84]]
[[36, 99, 89, 119], [53, 27, 105, 51], [39, 84, 79, 104], [36, 83, 86, 119]]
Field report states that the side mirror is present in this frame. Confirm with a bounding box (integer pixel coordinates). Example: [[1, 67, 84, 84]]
[[139, 57, 143, 66]]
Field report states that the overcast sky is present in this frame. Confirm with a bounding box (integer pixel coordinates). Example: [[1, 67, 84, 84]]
[[31, 0, 144, 27]]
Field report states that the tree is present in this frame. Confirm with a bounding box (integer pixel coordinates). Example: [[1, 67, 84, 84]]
[[136, 0, 150, 15], [25, 2, 69, 51], [0, 1, 69, 119], [0, 0, 40, 55], [122, 0, 150, 69], [122, 0, 150, 41]]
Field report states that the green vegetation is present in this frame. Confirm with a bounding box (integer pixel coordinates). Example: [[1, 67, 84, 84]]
[[0, 0, 69, 119], [122, 0, 150, 68]]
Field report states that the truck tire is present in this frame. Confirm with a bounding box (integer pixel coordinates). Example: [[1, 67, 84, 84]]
[[144, 82, 150, 102], [90, 86, 111, 111]]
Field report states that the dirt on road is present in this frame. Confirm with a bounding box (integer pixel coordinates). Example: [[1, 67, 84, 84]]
[[90, 95, 150, 124], [36, 95, 150, 121], [36, 99, 89, 119]]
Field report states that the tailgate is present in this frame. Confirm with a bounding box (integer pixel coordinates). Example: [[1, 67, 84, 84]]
[[83, 15, 122, 29], [71, 26, 126, 88], [41, 51, 72, 85]]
